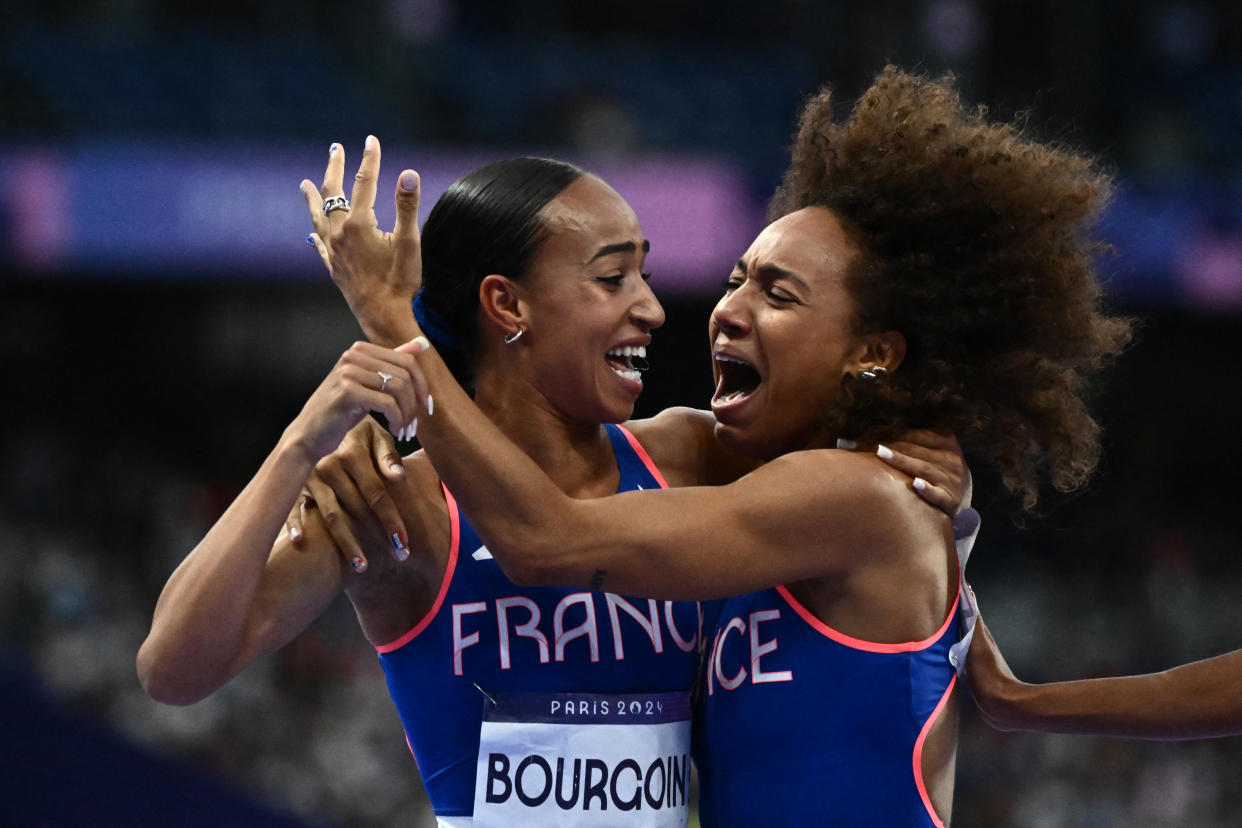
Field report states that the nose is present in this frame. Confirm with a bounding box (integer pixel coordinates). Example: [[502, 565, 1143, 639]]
[[632, 278, 666, 331], [710, 285, 750, 340]]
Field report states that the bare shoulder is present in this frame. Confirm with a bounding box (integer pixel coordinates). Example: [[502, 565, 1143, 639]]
[[400, 448, 444, 495], [625, 406, 714, 451], [775, 449, 956, 642], [759, 449, 934, 549], [625, 407, 758, 487]]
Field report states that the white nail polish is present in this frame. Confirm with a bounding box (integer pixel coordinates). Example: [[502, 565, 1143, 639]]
[[876, 444, 893, 460], [835, 438, 857, 450], [913, 477, 928, 491], [366, 135, 376, 149], [408, 418, 418, 439], [412, 335, 430, 352], [426, 394, 434, 416]]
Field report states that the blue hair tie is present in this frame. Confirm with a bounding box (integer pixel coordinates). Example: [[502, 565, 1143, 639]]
[[412, 288, 462, 349]]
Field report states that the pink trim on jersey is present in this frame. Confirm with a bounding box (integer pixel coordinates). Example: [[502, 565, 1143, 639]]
[[912, 673, 956, 828], [374, 485, 461, 653], [616, 424, 669, 489], [405, 731, 419, 768], [774, 585, 961, 654]]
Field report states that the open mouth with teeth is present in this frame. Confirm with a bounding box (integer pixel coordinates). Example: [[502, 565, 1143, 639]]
[[713, 354, 762, 406], [606, 345, 648, 384]]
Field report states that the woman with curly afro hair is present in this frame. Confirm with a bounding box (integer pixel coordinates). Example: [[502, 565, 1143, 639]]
[[771, 65, 1131, 511], [249, 66, 1131, 825]]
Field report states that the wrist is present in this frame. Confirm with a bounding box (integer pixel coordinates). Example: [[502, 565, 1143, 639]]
[[276, 422, 330, 474], [361, 304, 420, 348]]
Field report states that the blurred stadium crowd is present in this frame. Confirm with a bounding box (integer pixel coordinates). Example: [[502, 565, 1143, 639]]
[[3, 1, 1241, 826]]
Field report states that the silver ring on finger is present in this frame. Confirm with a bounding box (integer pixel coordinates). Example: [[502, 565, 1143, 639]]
[[322, 195, 350, 215], [377, 371, 395, 391]]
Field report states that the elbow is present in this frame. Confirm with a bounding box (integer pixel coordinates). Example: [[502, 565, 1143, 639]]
[[975, 683, 1036, 733], [136, 639, 211, 706], [492, 532, 560, 588], [495, 548, 546, 588]]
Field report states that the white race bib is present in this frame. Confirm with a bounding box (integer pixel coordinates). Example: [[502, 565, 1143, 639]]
[[472, 691, 691, 827]]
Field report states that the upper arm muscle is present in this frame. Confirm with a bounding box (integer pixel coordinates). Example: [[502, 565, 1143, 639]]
[[523, 450, 908, 601]]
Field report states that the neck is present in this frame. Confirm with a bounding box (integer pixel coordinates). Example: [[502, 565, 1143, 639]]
[[473, 370, 621, 500]]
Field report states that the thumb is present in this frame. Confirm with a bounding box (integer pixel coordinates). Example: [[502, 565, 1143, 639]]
[[396, 336, 431, 357], [374, 435, 407, 480], [392, 170, 421, 245]]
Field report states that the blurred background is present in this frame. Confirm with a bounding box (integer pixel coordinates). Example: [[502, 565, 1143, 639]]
[[3, 1, 1241, 825]]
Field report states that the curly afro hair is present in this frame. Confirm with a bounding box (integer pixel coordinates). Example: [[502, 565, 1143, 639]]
[[770, 66, 1133, 509]]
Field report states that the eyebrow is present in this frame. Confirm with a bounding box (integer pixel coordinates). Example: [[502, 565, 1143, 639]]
[[589, 239, 651, 262], [734, 257, 811, 292]]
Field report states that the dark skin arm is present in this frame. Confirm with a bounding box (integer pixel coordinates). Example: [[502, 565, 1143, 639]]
[[376, 336, 924, 601], [288, 411, 972, 573], [969, 616, 1242, 740]]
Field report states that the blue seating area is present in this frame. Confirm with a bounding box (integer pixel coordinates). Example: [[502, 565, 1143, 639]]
[[4, 26, 381, 139]]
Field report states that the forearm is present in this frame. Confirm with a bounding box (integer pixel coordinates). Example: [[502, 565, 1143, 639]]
[[989, 650, 1242, 740], [137, 429, 322, 704]]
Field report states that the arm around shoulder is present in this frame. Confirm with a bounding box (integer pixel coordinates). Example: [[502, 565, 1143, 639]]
[[501, 449, 911, 601]]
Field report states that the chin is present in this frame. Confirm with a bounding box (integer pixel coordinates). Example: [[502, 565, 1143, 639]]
[[597, 396, 638, 425]]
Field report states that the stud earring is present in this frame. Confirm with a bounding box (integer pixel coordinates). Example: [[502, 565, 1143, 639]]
[[504, 328, 525, 345], [858, 365, 888, 381]]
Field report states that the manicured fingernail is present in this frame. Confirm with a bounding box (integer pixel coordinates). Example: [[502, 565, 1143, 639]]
[[305, 234, 315, 246], [412, 335, 430, 352], [289, 525, 302, 542], [329, 143, 338, 154], [391, 531, 408, 560], [400, 170, 418, 191], [835, 438, 857, 450], [407, 418, 418, 439], [366, 135, 376, 149], [913, 477, 928, 491], [426, 395, 434, 416], [351, 555, 367, 573], [876, 444, 893, 460], [389, 462, 405, 476]]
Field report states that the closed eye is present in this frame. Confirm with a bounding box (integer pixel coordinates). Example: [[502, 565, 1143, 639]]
[[767, 287, 798, 304]]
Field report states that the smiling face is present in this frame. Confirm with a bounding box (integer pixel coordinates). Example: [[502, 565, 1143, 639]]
[[516, 175, 665, 424], [709, 206, 877, 460]]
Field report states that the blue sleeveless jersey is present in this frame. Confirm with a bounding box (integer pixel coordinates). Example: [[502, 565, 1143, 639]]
[[377, 424, 703, 820], [694, 583, 961, 827]]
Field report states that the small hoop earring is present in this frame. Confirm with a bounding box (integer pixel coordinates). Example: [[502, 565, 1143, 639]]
[[504, 328, 525, 345], [858, 365, 888, 381]]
